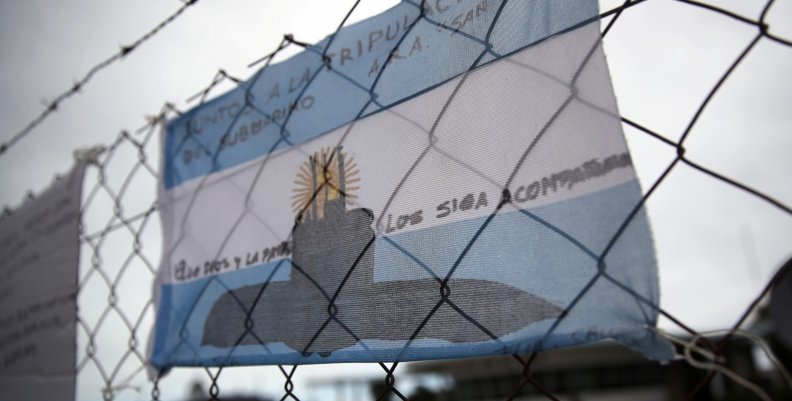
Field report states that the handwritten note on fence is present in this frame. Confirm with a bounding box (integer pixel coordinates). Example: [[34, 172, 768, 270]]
[[0, 165, 84, 401]]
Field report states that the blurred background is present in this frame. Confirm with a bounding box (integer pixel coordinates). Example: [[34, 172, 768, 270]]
[[0, 0, 790, 400]]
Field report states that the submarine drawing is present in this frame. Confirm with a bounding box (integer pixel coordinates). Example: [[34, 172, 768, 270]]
[[202, 147, 562, 356]]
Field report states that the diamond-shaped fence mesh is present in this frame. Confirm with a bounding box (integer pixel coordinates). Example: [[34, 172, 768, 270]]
[[2, 1, 791, 400]]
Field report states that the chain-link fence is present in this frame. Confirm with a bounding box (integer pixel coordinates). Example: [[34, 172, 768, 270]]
[[3, 1, 792, 400]]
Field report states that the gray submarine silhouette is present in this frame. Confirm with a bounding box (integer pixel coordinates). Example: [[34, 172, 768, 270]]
[[202, 147, 561, 356]]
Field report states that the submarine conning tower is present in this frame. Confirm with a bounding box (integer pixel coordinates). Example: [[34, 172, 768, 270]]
[[291, 146, 375, 294]]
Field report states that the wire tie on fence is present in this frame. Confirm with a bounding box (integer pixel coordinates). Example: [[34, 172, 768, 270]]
[[284, 34, 313, 50], [759, 22, 770, 35], [74, 144, 108, 166], [120, 44, 134, 57], [42, 99, 58, 112], [650, 327, 719, 361], [677, 144, 687, 158], [652, 327, 773, 401], [701, 328, 792, 390], [140, 113, 166, 134]]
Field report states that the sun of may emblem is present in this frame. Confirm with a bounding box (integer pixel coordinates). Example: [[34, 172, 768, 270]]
[[291, 147, 360, 221]]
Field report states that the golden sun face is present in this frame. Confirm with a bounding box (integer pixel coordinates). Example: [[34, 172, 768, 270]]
[[291, 147, 360, 221]]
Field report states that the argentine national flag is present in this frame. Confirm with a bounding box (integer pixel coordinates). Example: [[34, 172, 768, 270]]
[[149, 0, 671, 371]]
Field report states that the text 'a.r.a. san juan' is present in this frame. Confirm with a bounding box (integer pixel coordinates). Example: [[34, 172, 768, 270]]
[[323, 0, 491, 76]]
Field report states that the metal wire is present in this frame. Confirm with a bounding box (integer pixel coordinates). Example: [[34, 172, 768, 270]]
[[3, 0, 789, 400], [0, 0, 203, 157]]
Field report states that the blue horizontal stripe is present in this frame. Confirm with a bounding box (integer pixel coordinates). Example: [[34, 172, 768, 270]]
[[163, 0, 598, 189]]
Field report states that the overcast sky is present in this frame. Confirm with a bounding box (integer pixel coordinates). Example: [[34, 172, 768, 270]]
[[0, 1, 791, 400]]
